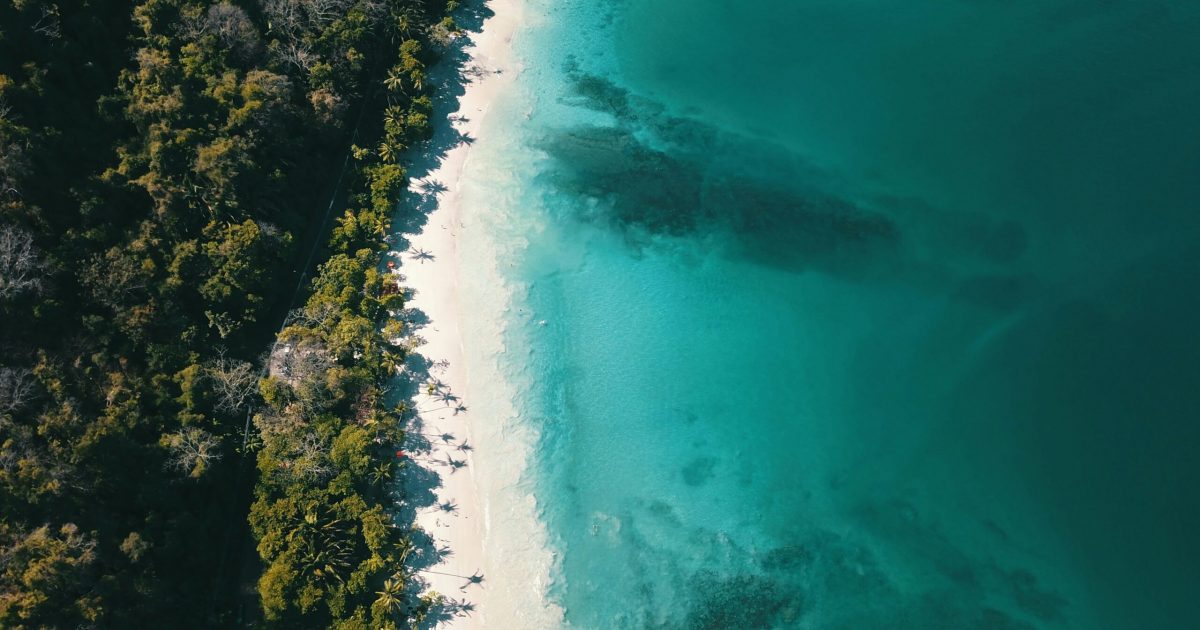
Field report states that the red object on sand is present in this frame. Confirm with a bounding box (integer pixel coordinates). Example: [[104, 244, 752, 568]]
[[395, 451, 405, 458]]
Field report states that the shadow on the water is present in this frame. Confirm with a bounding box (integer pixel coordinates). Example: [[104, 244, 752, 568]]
[[573, 493, 1067, 629], [535, 65, 1040, 310], [522, 83, 1053, 626], [376, 0, 496, 626]]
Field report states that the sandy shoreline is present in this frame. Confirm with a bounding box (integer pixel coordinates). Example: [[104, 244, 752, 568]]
[[389, 1, 531, 626]]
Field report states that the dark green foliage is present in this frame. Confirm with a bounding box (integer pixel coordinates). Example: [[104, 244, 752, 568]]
[[0, 0, 451, 626], [250, 164, 420, 627]]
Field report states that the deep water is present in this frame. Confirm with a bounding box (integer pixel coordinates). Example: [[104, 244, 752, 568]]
[[460, 0, 1200, 627]]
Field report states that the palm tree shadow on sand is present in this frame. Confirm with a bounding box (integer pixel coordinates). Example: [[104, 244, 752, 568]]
[[381, 1, 497, 626]]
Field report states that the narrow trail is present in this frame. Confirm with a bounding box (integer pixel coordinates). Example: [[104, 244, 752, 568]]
[[210, 98, 371, 624]]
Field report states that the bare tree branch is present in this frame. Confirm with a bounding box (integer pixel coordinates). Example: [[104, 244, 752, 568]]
[[205, 3, 261, 59], [163, 427, 223, 478], [278, 39, 317, 72], [0, 225, 45, 300], [260, 0, 387, 72], [207, 349, 259, 414], [0, 367, 37, 415], [270, 430, 333, 482], [31, 5, 62, 40]]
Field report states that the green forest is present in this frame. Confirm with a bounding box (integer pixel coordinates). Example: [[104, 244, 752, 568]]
[[0, 0, 458, 626]]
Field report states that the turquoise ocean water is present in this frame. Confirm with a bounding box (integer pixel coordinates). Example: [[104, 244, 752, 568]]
[[456, 1, 1200, 627]]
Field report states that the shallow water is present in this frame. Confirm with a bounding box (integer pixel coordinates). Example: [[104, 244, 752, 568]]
[[457, 0, 1200, 627]]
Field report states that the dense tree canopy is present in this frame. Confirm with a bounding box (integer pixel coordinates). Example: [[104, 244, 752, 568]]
[[0, 0, 454, 626]]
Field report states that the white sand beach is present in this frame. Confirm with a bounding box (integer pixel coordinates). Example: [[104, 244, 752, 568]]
[[387, 1, 559, 626]]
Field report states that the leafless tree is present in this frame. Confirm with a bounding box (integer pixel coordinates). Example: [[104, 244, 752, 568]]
[[86, 246, 149, 310], [177, 9, 208, 42], [31, 5, 62, 40], [306, 0, 359, 25], [277, 39, 317, 73], [284, 303, 339, 330], [0, 367, 36, 415], [289, 431, 333, 481], [269, 338, 333, 385], [179, 3, 260, 59], [261, 0, 307, 36], [0, 225, 45, 300], [206, 3, 261, 58], [256, 221, 284, 240], [207, 350, 259, 414], [163, 427, 223, 478], [262, 0, 371, 32], [261, 0, 386, 71]]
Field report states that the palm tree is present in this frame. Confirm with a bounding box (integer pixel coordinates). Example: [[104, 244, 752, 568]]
[[378, 345, 404, 374], [369, 461, 393, 486], [396, 539, 413, 565], [291, 509, 355, 586], [374, 577, 406, 615], [384, 106, 405, 128], [305, 544, 353, 585], [394, 6, 421, 38], [378, 142, 398, 163], [384, 69, 404, 93]]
